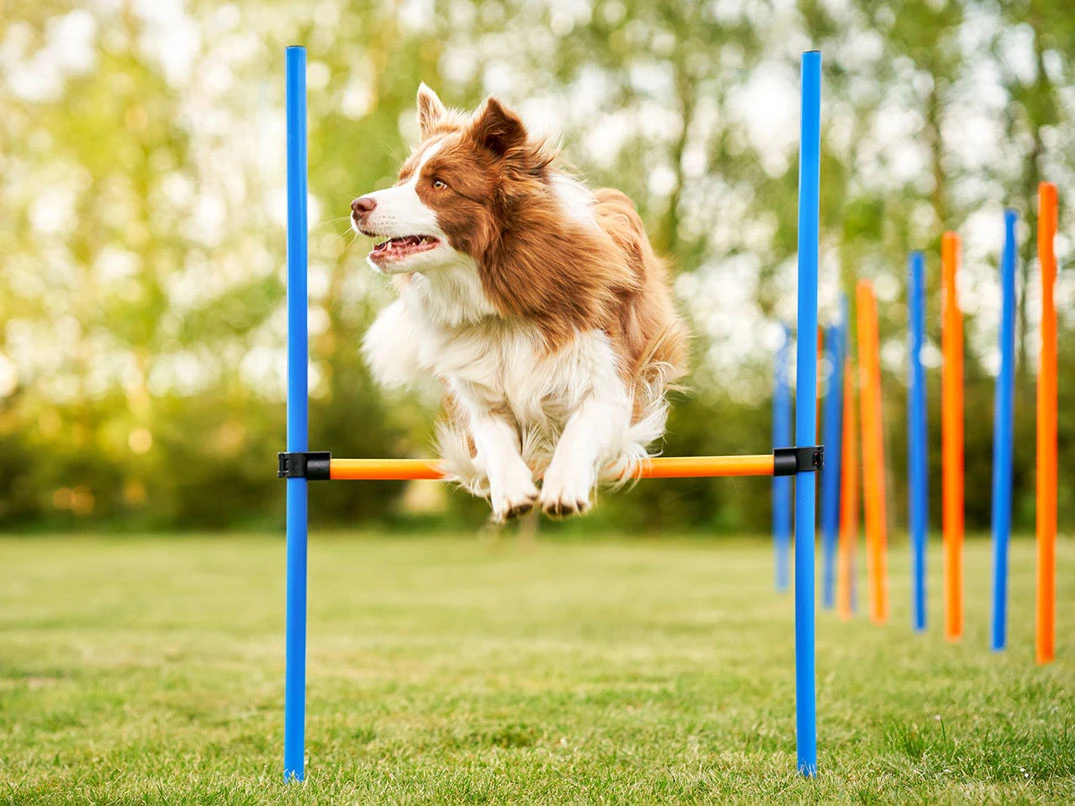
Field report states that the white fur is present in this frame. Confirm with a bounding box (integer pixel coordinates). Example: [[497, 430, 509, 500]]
[[402, 256, 498, 328], [467, 412, 539, 521], [551, 174, 597, 229], [364, 289, 666, 518]]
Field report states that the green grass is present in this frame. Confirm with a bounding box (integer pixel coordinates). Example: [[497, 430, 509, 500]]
[[1, 532, 1072, 804]]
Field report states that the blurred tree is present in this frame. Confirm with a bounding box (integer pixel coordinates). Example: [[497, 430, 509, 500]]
[[0, 0, 1071, 534]]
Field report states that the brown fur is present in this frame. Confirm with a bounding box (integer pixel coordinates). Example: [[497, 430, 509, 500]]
[[403, 94, 688, 423]]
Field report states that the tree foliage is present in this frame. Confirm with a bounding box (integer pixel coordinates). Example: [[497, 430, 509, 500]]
[[0, 0, 1071, 533]]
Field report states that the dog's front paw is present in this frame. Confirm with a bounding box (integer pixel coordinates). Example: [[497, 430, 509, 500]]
[[490, 475, 539, 524], [539, 464, 594, 518]]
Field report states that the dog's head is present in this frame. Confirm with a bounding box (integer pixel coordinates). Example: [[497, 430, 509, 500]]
[[350, 85, 553, 275]]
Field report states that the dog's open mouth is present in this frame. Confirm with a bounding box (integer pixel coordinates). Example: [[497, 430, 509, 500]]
[[369, 235, 440, 262]]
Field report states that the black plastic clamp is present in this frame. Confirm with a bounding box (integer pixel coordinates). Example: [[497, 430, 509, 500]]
[[773, 446, 824, 476], [277, 451, 332, 480]]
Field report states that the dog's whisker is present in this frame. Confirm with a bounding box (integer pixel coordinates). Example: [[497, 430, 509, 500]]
[[310, 216, 355, 233], [328, 225, 361, 249], [340, 230, 363, 255]]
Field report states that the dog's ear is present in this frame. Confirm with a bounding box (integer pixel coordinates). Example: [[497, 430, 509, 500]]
[[417, 83, 446, 138], [469, 98, 527, 158]]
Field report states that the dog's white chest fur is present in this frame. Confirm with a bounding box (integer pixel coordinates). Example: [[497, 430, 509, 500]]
[[364, 287, 624, 435]]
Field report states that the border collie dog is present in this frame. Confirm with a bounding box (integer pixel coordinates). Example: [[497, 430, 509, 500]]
[[352, 85, 688, 521]]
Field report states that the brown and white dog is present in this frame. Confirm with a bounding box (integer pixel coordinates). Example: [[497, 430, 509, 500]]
[[351, 85, 688, 521]]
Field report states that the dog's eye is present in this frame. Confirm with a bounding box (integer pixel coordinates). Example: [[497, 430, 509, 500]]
[[432, 179, 448, 190]]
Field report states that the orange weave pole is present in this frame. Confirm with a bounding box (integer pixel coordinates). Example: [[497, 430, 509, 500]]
[[856, 281, 888, 625], [1036, 182, 1059, 665], [941, 232, 964, 642], [837, 352, 859, 621], [329, 454, 777, 481]]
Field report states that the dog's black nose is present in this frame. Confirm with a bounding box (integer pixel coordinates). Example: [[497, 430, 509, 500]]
[[351, 196, 376, 218]]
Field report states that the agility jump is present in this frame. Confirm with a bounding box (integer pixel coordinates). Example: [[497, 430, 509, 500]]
[[278, 46, 823, 782]]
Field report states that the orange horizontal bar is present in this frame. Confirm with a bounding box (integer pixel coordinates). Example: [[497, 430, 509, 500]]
[[329, 454, 775, 481], [331, 458, 444, 480], [636, 454, 774, 478]]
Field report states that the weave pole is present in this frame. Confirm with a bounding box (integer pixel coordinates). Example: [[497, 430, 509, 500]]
[[283, 45, 309, 783], [817, 328, 824, 440], [820, 317, 845, 610], [837, 342, 858, 620], [794, 49, 820, 778], [856, 280, 888, 625], [1036, 182, 1058, 665], [941, 232, 964, 642], [908, 251, 928, 633], [991, 211, 1017, 652], [773, 326, 793, 592]]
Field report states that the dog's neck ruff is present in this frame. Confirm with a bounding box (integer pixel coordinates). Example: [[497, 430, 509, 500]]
[[400, 256, 500, 331]]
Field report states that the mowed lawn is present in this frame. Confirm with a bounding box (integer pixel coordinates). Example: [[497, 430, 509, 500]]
[[1, 532, 1072, 804]]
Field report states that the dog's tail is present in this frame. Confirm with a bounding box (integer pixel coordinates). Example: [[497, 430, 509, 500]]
[[435, 422, 488, 496], [602, 323, 689, 485]]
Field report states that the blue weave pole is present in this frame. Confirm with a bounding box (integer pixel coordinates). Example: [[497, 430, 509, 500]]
[[820, 319, 845, 610], [908, 251, 928, 633], [773, 325, 793, 593], [284, 45, 309, 783], [991, 210, 1017, 652], [794, 49, 821, 778]]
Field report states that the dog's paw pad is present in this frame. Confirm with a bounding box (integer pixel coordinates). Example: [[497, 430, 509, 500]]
[[503, 498, 535, 521], [539, 469, 593, 519], [541, 497, 590, 519], [491, 481, 539, 524]]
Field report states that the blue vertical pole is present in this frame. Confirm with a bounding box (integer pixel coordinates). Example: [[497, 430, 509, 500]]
[[991, 210, 1017, 652], [909, 251, 928, 633], [795, 49, 821, 778], [820, 321, 844, 610], [284, 45, 309, 783], [773, 326, 793, 593]]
